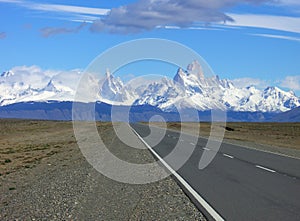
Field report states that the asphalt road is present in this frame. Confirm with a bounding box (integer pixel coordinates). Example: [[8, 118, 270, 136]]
[[131, 123, 300, 221]]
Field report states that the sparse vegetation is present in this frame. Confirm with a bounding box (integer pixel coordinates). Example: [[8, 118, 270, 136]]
[[0, 120, 115, 176], [0, 119, 77, 175], [1, 119, 299, 176], [4, 159, 11, 163], [149, 122, 300, 151]]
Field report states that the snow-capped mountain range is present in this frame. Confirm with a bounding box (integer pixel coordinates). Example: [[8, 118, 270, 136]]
[[1, 61, 299, 113]]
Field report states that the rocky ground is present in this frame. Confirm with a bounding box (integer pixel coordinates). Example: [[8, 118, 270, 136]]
[[0, 120, 206, 220]]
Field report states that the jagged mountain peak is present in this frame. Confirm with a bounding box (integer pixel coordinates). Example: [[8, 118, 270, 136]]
[[105, 68, 111, 78], [100, 69, 124, 101], [263, 86, 288, 97], [187, 60, 204, 79], [264, 86, 278, 91], [173, 68, 186, 85], [1, 70, 14, 77], [174, 60, 204, 84], [43, 80, 59, 92], [0, 61, 299, 113], [246, 85, 256, 89], [288, 90, 296, 96]]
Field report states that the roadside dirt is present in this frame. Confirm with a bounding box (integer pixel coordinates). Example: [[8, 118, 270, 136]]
[[0, 119, 205, 220]]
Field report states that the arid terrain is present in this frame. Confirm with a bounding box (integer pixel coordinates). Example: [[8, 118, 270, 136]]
[[0, 119, 205, 220], [1, 119, 300, 220], [149, 122, 300, 158]]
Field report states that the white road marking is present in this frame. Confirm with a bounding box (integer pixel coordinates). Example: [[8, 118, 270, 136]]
[[131, 127, 225, 221], [255, 165, 276, 173], [180, 139, 184, 142], [203, 147, 211, 151], [190, 142, 195, 145], [223, 154, 234, 159], [148, 124, 300, 160]]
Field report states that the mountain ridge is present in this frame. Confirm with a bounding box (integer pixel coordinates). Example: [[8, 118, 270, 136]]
[[0, 61, 299, 113]]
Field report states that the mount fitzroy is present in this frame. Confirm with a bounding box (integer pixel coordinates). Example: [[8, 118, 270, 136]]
[[0, 61, 299, 121]]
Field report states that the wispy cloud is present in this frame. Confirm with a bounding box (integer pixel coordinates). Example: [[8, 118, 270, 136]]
[[0, 32, 6, 39], [2, 0, 299, 36], [0, 0, 109, 22], [5, 65, 82, 90], [272, 0, 300, 7], [232, 77, 270, 89], [0, 0, 23, 3], [90, 0, 269, 34], [157, 25, 224, 31], [227, 13, 300, 34], [26, 2, 109, 16], [40, 22, 87, 38], [251, 33, 300, 42], [280, 75, 300, 91]]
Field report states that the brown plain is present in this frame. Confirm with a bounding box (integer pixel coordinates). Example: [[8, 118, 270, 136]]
[[170, 122, 300, 149], [1, 120, 300, 176]]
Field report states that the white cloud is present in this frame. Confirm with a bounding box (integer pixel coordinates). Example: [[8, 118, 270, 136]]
[[272, 0, 300, 6], [232, 77, 269, 89], [280, 75, 300, 91], [0, 0, 109, 20], [250, 33, 300, 42], [70, 19, 94, 24], [26, 3, 109, 16], [227, 13, 300, 34], [67, 15, 99, 23], [2, 0, 300, 36], [90, 0, 268, 33], [9, 65, 52, 88], [0, 0, 23, 3], [4, 65, 82, 90], [0, 1, 110, 25]]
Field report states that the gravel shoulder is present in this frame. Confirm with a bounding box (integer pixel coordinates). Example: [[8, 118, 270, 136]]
[[0, 120, 205, 220]]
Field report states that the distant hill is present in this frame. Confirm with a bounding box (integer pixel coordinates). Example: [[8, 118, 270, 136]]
[[0, 101, 282, 122], [0, 101, 180, 122], [269, 107, 300, 122]]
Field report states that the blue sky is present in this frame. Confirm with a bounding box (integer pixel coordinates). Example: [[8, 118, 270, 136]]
[[0, 0, 300, 94]]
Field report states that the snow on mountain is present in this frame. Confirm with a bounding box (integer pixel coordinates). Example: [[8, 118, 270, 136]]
[[0, 63, 299, 113], [187, 60, 204, 79], [1, 71, 14, 77], [131, 60, 300, 112], [133, 77, 188, 111], [99, 69, 123, 100], [0, 66, 80, 106], [221, 85, 300, 112]]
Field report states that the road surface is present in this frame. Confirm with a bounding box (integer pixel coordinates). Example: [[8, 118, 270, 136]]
[[131, 123, 300, 221]]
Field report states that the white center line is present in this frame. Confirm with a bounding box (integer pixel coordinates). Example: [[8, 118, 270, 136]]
[[223, 154, 234, 159], [255, 165, 276, 173]]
